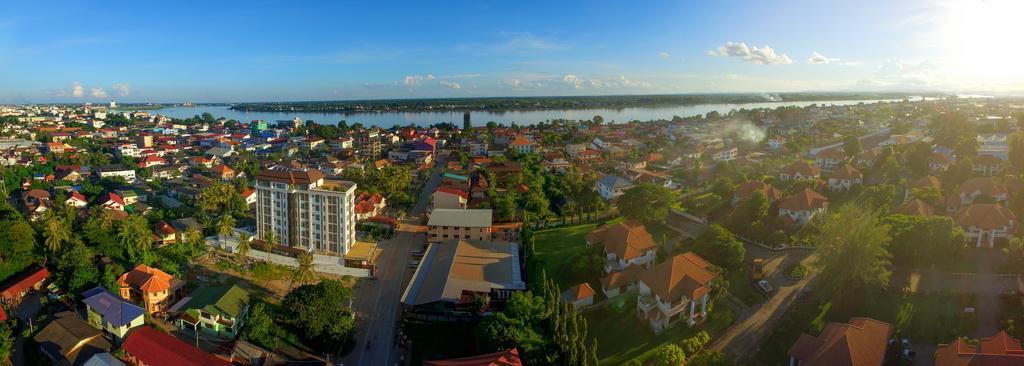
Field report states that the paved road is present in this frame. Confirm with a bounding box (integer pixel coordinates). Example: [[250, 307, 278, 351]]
[[343, 154, 446, 366], [709, 254, 818, 364]]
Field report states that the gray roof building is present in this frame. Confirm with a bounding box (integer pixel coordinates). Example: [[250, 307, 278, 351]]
[[401, 239, 525, 306], [427, 209, 493, 228]]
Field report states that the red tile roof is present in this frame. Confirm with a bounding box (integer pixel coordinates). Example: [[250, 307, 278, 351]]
[[734, 181, 783, 202], [637, 252, 715, 301], [935, 330, 1024, 366], [424, 348, 523, 366], [436, 187, 469, 199], [585, 221, 656, 261], [956, 204, 1017, 231], [123, 326, 231, 366], [789, 317, 893, 366], [778, 188, 829, 212], [0, 266, 49, 300]]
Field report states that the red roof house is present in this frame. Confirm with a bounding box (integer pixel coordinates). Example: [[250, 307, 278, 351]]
[[0, 266, 50, 304], [424, 348, 523, 366], [123, 326, 231, 366]]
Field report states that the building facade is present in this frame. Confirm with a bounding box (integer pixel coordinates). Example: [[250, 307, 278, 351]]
[[255, 167, 357, 255]]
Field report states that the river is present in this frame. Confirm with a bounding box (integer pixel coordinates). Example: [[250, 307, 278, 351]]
[[140, 98, 919, 128]]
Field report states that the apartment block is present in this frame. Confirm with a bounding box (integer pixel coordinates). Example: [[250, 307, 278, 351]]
[[255, 167, 357, 255]]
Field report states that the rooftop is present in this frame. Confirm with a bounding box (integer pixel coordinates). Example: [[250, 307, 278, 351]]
[[401, 239, 525, 306]]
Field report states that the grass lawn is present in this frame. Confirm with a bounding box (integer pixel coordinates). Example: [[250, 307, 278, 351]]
[[585, 294, 736, 365], [528, 217, 624, 290], [754, 290, 976, 365], [405, 320, 478, 365], [726, 267, 765, 306], [252, 262, 292, 282]]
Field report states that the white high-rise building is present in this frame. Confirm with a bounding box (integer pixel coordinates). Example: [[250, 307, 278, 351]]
[[255, 167, 357, 255]]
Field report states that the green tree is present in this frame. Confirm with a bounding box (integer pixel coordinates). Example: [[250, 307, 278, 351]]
[[291, 252, 318, 289], [55, 241, 100, 295], [688, 351, 734, 366], [693, 224, 745, 271], [651, 343, 686, 366], [842, 135, 862, 158], [184, 228, 206, 258], [282, 280, 354, 351], [1010, 132, 1024, 174], [236, 233, 251, 265], [729, 190, 768, 230], [679, 331, 711, 355], [618, 183, 680, 225], [43, 213, 71, 254], [812, 205, 892, 296], [882, 214, 965, 267], [261, 232, 277, 261], [118, 215, 152, 261], [217, 215, 236, 243], [240, 300, 275, 347], [0, 323, 13, 364]]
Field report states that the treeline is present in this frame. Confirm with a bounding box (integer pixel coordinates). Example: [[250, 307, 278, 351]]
[[230, 92, 931, 113]]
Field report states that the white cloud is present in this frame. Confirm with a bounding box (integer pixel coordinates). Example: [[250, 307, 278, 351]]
[[707, 42, 793, 65], [659, 52, 670, 60], [403, 75, 424, 86], [807, 51, 839, 64], [426, 74, 436, 80], [563, 74, 581, 88], [90, 87, 107, 98], [112, 83, 130, 97], [72, 82, 84, 97], [440, 80, 461, 89]]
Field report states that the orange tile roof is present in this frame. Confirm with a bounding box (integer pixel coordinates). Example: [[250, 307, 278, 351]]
[[566, 283, 596, 301], [119, 264, 175, 294], [959, 177, 1008, 198], [830, 164, 862, 180], [789, 317, 893, 366], [778, 188, 829, 212], [956, 204, 1017, 231], [638, 252, 715, 301], [909, 175, 942, 191], [734, 181, 783, 202], [935, 330, 1024, 366], [894, 199, 933, 216], [781, 161, 821, 177], [585, 221, 657, 261]]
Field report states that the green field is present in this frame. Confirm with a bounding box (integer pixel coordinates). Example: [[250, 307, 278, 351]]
[[527, 217, 623, 290]]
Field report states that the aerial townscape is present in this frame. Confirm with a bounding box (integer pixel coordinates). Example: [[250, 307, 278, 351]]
[[4, 1, 1024, 366]]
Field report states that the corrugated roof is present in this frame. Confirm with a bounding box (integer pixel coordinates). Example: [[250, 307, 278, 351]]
[[428, 209, 492, 228], [401, 240, 525, 306]]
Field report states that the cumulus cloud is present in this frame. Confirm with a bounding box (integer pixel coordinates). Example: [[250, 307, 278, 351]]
[[659, 52, 670, 60], [563, 74, 582, 88], [707, 42, 793, 65], [72, 82, 84, 97], [807, 51, 839, 64], [440, 80, 461, 89], [90, 88, 107, 98], [112, 83, 130, 97]]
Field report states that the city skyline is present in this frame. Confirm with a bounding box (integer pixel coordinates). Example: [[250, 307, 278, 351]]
[[2, 0, 1023, 103]]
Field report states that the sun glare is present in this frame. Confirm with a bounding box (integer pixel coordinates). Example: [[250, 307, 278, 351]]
[[934, 0, 1024, 84]]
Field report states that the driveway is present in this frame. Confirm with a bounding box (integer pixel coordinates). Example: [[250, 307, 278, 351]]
[[709, 253, 817, 364], [342, 152, 446, 366]]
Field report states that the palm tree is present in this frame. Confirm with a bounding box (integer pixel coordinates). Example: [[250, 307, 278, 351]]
[[184, 228, 205, 258], [43, 214, 71, 254], [236, 233, 251, 266], [261, 231, 277, 261], [118, 215, 151, 260], [291, 252, 317, 289], [217, 215, 236, 244]]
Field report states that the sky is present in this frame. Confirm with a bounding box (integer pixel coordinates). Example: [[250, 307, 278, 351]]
[[1, 0, 1023, 103]]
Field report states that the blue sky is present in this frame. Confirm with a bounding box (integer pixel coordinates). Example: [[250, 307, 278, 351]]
[[1, 0, 1021, 103]]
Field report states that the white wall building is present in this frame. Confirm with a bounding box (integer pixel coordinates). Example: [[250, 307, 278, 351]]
[[255, 167, 357, 255]]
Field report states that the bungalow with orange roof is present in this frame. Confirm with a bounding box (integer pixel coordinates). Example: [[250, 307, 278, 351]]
[[118, 264, 185, 313], [950, 177, 1008, 212], [894, 199, 934, 216], [560, 283, 596, 309], [354, 192, 387, 220], [905, 175, 941, 201], [241, 188, 257, 206], [153, 221, 177, 247], [137, 155, 166, 168], [956, 203, 1017, 248], [826, 164, 863, 192], [636, 252, 716, 332], [585, 221, 658, 273], [972, 154, 1004, 177], [788, 317, 892, 366], [934, 330, 1024, 365], [209, 164, 236, 180], [778, 188, 829, 227], [732, 181, 783, 206], [779, 161, 821, 182], [813, 148, 846, 171]]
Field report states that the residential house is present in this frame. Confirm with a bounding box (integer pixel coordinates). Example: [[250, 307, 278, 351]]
[[636, 252, 716, 332], [98, 192, 126, 211], [788, 317, 892, 366], [427, 209, 492, 242], [174, 285, 250, 339], [96, 164, 136, 182], [826, 164, 863, 192], [424, 349, 523, 366], [905, 175, 942, 201], [894, 199, 934, 216], [20, 188, 51, 221], [779, 161, 821, 181], [595, 175, 635, 201], [33, 311, 113, 366], [354, 192, 387, 220], [935, 330, 1024, 365], [118, 264, 185, 314], [973, 154, 1004, 176], [153, 221, 177, 247], [814, 148, 846, 171], [955, 203, 1017, 248], [732, 181, 783, 206], [432, 188, 468, 210], [209, 164, 236, 180], [65, 191, 88, 208], [929, 152, 952, 172], [137, 155, 166, 169], [0, 266, 49, 305], [778, 188, 829, 227], [586, 221, 657, 273], [81, 287, 145, 341], [122, 326, 231, 366], [950, 177, 1008, 212], [560, 283, 596, 309], [710, 146, 738, 162]]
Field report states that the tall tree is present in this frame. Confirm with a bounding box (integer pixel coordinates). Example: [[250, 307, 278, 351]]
[[812, 205, 892, 296], [693, 224, 745, 271], [291, 252, 318, 288], [42, 213, 71, 254], [118, 215, 152, 261], [236, 233, 251, 265], [842, 135, 862, 158], [217, 215, 236, 243], [618, 183, 680, 225]]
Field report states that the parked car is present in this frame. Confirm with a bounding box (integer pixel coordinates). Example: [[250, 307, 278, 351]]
[[410, 249, 424, 257], [757, 280, 774, 294], [407, 260, 421, 268]]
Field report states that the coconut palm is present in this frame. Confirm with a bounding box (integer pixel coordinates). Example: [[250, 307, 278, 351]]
[[118, 215, 152, 260], [43, 214, 71, 254], [184, 228, 206, 258], [236, 233, 251, 266], [217, 215, 236, 243], [261, 231, 277, 261], [291, 252, 317, 289]]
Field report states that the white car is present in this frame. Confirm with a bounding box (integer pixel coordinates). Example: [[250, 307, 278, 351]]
[[757, 280, 774, 294]]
